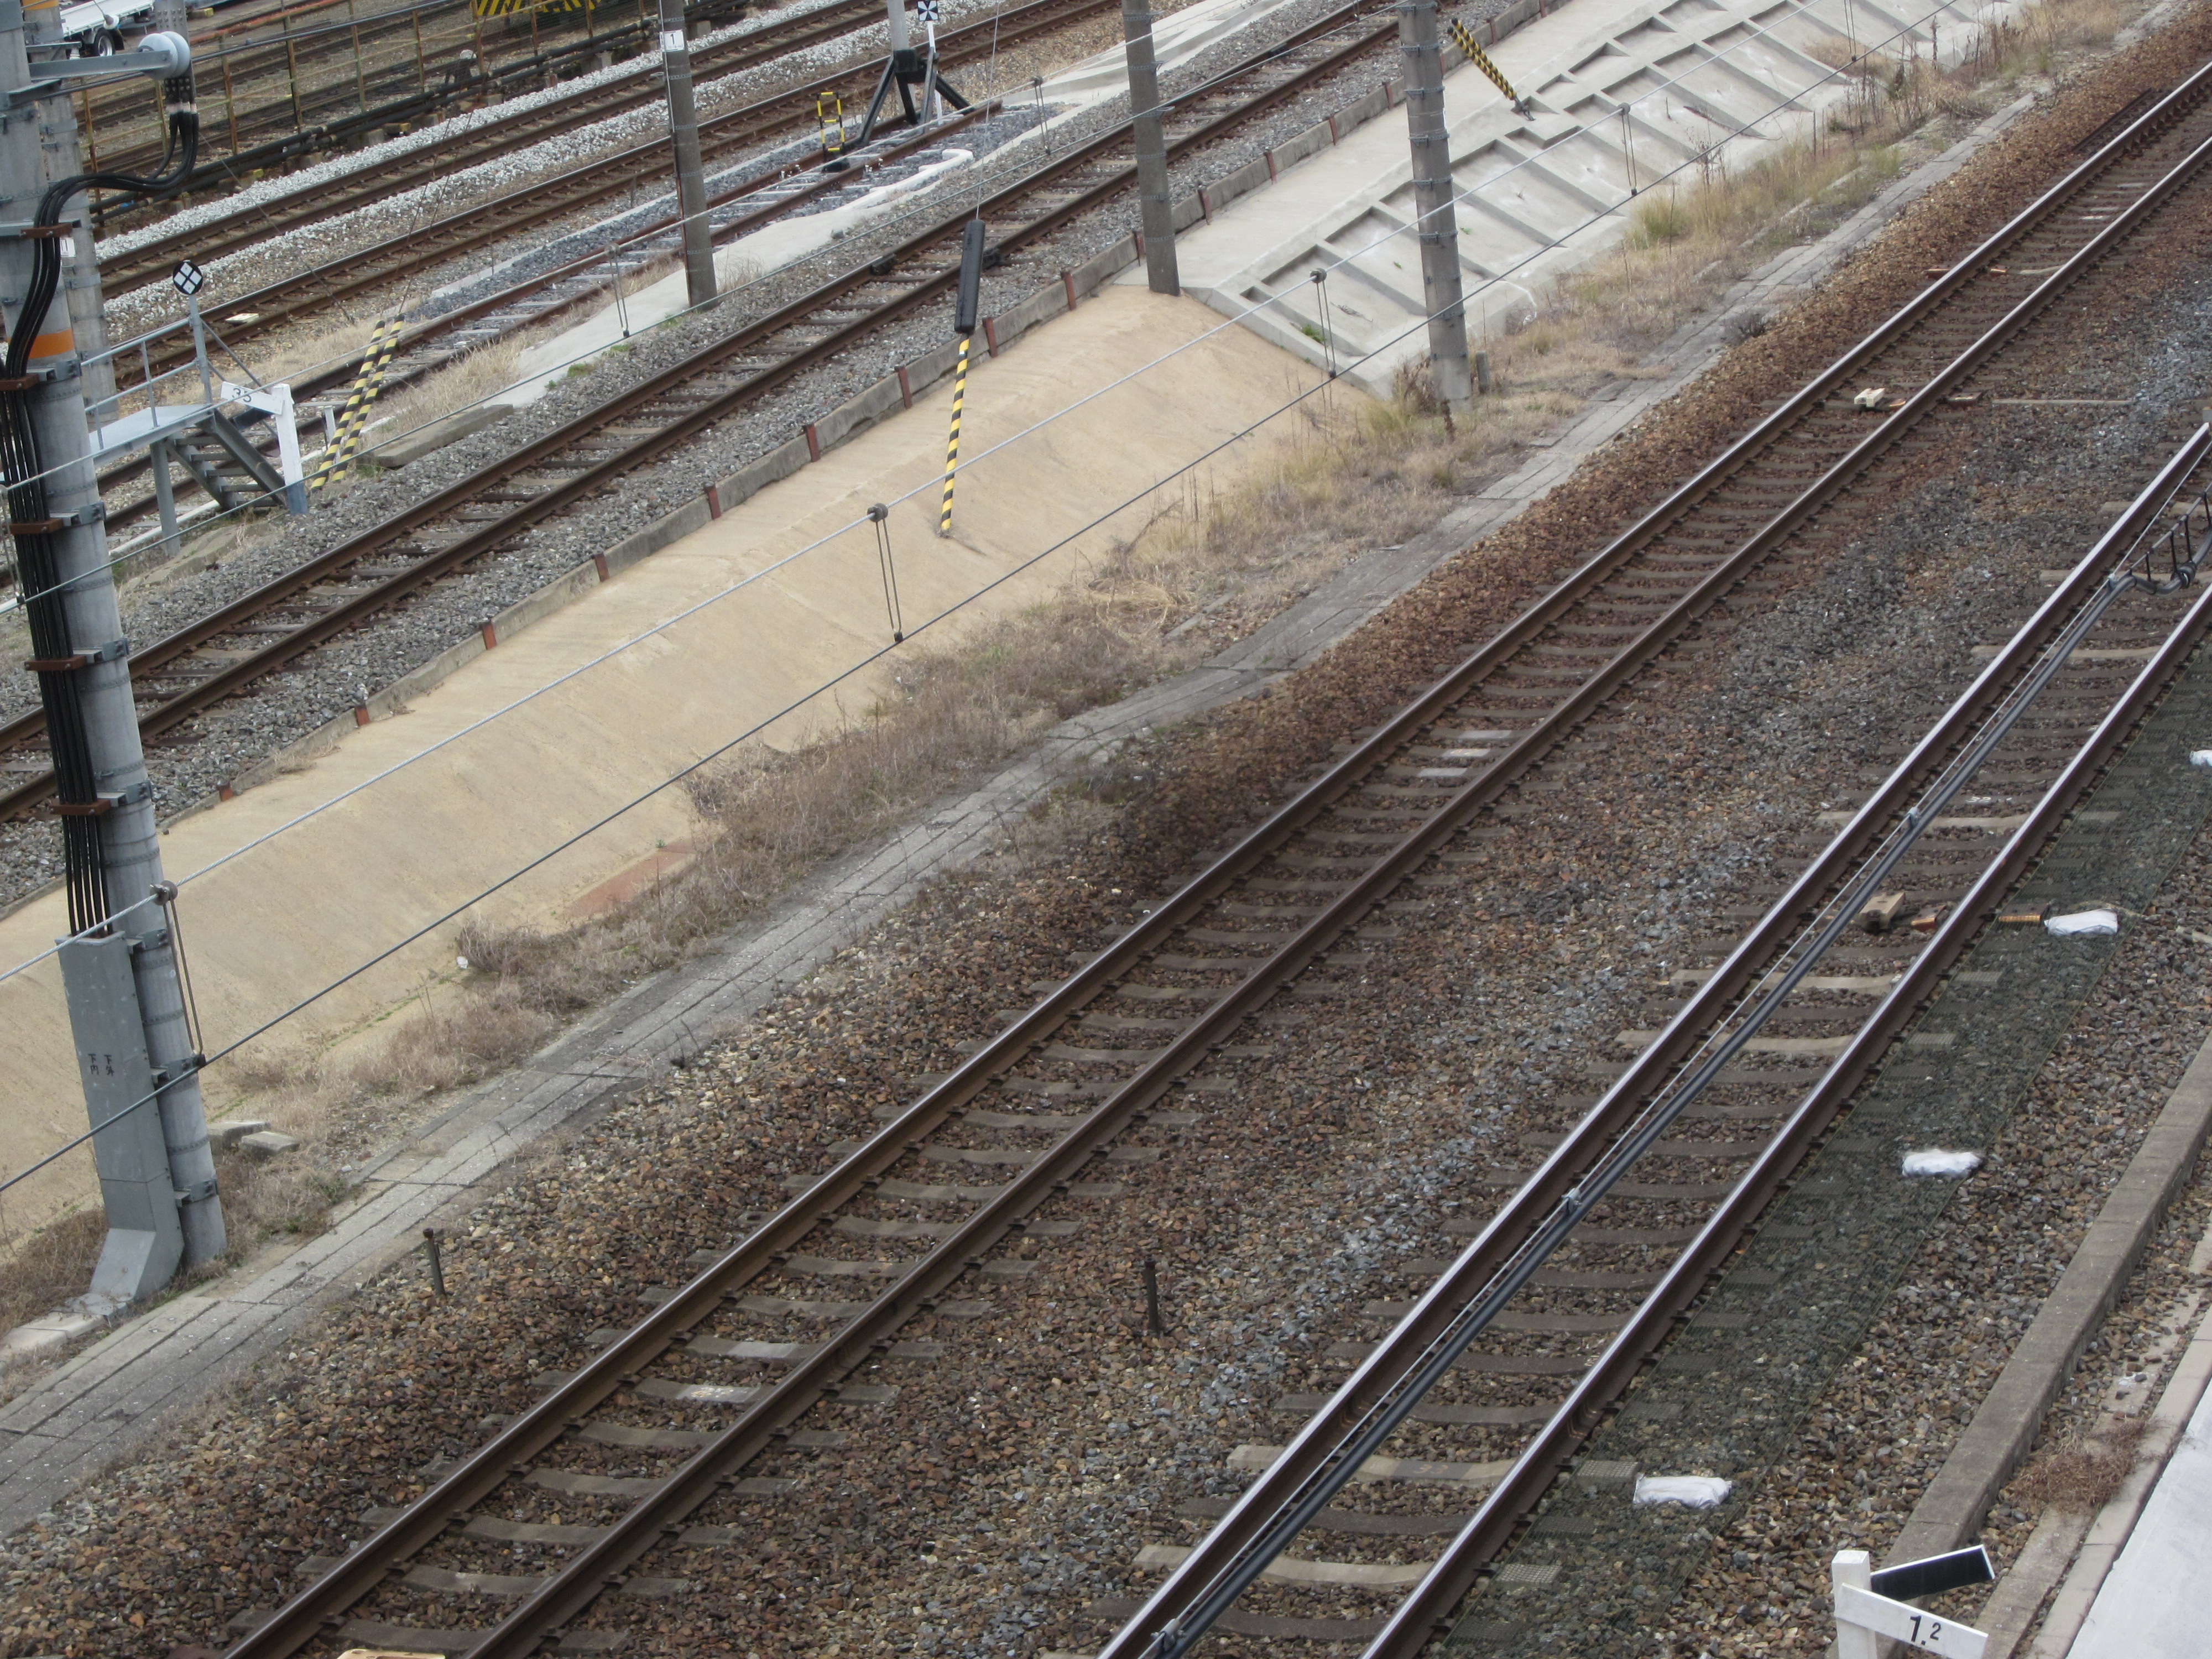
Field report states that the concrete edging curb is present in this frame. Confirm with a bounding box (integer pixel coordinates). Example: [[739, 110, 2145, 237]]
[[1886, 1025, 2212, 1567]]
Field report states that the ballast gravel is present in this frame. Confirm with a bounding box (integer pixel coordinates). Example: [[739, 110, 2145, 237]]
[[7, 11, 2212, 1659], [0, 0, 1509, 911]]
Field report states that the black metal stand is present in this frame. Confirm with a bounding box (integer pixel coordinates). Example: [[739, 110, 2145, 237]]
[[853, 46, 969, 147]]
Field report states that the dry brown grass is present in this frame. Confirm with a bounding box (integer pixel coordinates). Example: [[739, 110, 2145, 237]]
[[0, 1145, 360, 1333], [1465, 0, 2135, 398], [243, 311, 387, 390], [0, 1206, 104, 1331], [377, 333, 526, 436], [78, 0, 2151, 1291], [2011, 1417, 2148, 1512], [455, 601, 1171, 1016]]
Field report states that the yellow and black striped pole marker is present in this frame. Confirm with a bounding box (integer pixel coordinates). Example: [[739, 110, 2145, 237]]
[[939, 335, 967, 537], [940, 219, 988, 538], [1447, 17, 1531, 113], [817, 91, 847, 157], [307, 316, 404, 492]]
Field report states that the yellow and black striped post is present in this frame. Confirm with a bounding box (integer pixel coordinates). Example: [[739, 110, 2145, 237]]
[[1447, 17, 1529, 112], [938, 333, 968, 537], [307, 316, 404, 492]]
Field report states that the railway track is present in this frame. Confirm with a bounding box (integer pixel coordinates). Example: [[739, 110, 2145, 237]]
[[83, 95, 1009, 539], [206, 56, 2212, 1659], [118, 0, 1124, 386], [0, 0, 1407, 816], [81, 0, 743, 186], [95, 0, 899, 294]]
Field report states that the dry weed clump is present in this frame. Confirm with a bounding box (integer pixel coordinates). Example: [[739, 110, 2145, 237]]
[[456, 602, 1168, 1018], [375, 332, 527, 437], [0, 1206, 105, 1331], [1477, 0, 2132, 400], [2010, 1416, 2148, 1512]]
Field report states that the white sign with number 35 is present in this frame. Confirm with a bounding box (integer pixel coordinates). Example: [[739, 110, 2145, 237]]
[[1836, 1583, 1989, 1658]]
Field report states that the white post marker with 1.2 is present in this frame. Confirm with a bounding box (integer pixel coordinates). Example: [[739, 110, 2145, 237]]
[[1833, 1548, 1989, 1658]]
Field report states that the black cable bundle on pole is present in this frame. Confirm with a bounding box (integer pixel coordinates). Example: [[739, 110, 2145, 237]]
[[3, 61, 198, 933]]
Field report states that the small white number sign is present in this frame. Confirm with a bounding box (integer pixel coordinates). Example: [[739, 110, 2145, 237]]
[[1835, 1584, 1989, 1658]]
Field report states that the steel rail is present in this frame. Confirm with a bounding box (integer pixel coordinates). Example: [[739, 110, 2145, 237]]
[[18, 21, 2194, 795], [97, 0, 953, 290], [82, 0, 671, 185], [1, 0, 1399, 817], [90, 100, 1004, 525], [86, 0, 747, 185], [225, 66, 2212, 1659], [1358, 466, 2212, 1659], [1130, 422, 2212, 1658], [117, 0, 1113, 379], [1091, 58, 2212, 1659]]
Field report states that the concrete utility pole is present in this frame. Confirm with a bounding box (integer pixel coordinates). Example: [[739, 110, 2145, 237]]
[[659, 0, 717, 310], [1121, 0, 1179, 295], [2, 0, 225, 1298], [1399, 0, 1472, 405]]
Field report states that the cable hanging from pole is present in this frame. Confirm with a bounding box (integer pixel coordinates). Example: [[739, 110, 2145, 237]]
[[869, 502, 905, 641], [3, 44, 199, 935]]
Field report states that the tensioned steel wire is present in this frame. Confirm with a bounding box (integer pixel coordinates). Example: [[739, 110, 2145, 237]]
[[1119, 375, 2212, 1659], [14, 0, 1966, 609], [0, 0, 2127, 1193], [0, 0, 2130, 988]]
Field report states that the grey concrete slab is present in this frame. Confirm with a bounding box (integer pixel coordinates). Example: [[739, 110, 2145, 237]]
[[2064, 1354, 2212, 1658]]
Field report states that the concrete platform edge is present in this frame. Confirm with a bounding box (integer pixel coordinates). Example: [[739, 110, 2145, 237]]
[[1886, 1026, 2212, 1577]]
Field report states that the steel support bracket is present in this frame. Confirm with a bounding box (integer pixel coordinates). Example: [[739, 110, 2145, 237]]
[[25, 633, 127, 671], [5, 38, 194, 107], [0, 361, 76, 390], [174, 1177, 217, 1203]]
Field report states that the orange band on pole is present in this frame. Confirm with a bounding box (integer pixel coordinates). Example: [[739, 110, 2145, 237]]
[[28, 330, 74, 358]]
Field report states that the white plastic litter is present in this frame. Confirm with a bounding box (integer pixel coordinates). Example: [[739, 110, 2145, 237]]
[[1632, 1475, 1733, 1509], [1903, 1149, 1984, 1177], [2192, 751, 2212, 767], [2046, 909, 2120, 936]]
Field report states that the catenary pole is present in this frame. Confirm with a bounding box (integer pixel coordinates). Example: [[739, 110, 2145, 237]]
[[659, 0, 717, 309], [1399, 0, 1472, 404], [1121, 0, 1179, 294], [3, 0, 225, 1297]]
